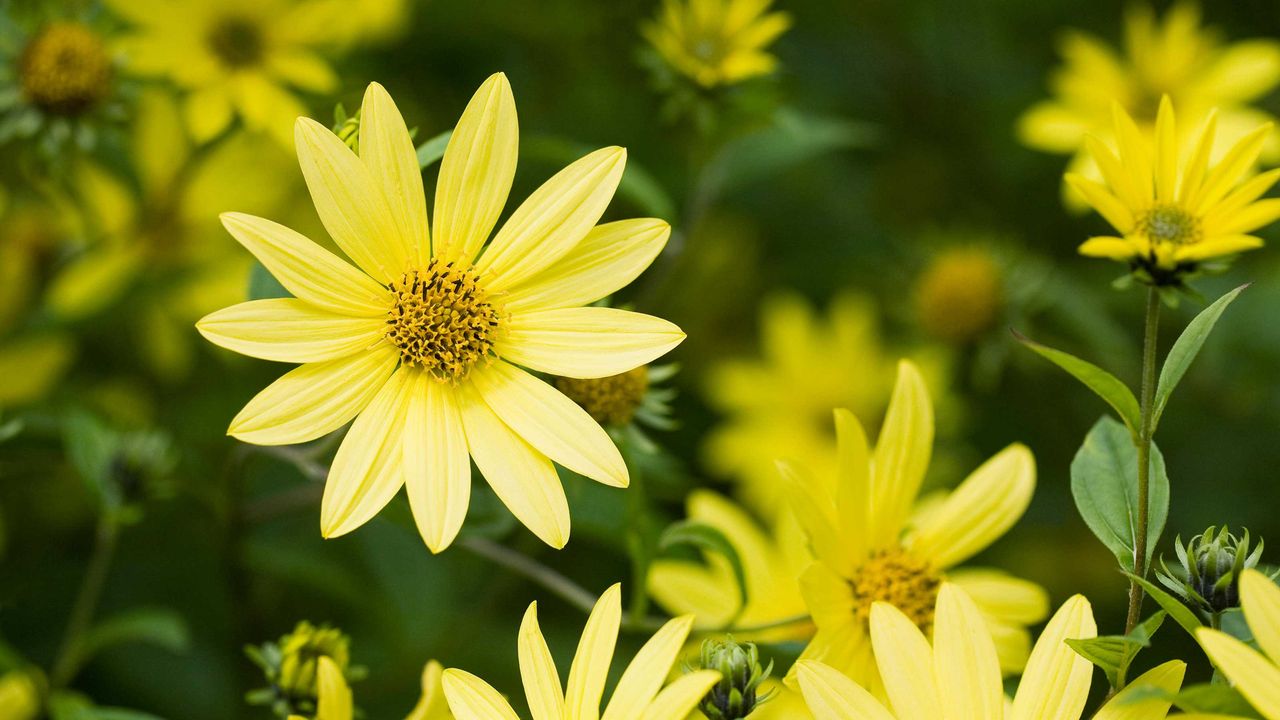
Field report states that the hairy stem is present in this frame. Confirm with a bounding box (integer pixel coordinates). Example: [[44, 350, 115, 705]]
[[1125, 286, 1161, 635]]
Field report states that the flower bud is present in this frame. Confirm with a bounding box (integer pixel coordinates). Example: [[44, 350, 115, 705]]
[[246, 621, 361, 717], [1156, 526, 1265, 618], [695, 637, 774, 720]]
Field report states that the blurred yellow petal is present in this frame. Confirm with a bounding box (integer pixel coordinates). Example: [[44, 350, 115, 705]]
[[406, 660, 452, 720], [196, 299, 386, 363], [360, 82, 429, 266], [1154, 96, 1177, 203], [1191, 123, 1272, 213], [315, 656, 353, 720], [518, 602, 565, 720], [602, 615, 694, 720], [185, 86, 234, 144], [1018, 102, 1092, 154], [1211, 198, 1280, 236], [1174, 235, 1264, 263], [47, 246, 143, 320], [645, 562, 735, 626], [268, 50, 338, 93], [442, 669, 521, 720], [1064, 174, 1134, 234], [868, 601, 941, 720], [403, 374, 471, 553], [134, 89, 190, 198], [498, 307, 684, 379], [1078, 235, 1139, 260], [1010, 595, 1096, 720], [798, 563, 856, 630], [833, 408, 871, 560], [234, 74, 307, 147], [565, 583, 622, 720], [0, 335, 74, 408], [933, 584, 1003, 720], [1199, 41, 1280, 102], [796, 661, 894, 720], [868, 360, 933, 550]]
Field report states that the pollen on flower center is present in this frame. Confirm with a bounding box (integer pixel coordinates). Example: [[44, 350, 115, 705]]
[[207, 17, 265, 68], [556, 367, 649, 426], [19, 22, 112, 116], [1138, 204, 1202, 247], [386, 259, 501, 382], [849, 547, 941, 628]]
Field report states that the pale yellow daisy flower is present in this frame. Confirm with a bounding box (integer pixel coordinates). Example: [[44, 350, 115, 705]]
[[441, 584, 720, 720], [197, 75, 683, 551], [782, 360, 1046, 688], [1197, 569, 1280, 719], [795, 584, 1208, 720], [642, 0, 791, 88]]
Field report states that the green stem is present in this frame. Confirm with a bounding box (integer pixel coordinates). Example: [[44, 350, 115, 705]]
[[51, 513, 119, 688], [457, 536, 601, 616], [1125, 286, 1161, 635]]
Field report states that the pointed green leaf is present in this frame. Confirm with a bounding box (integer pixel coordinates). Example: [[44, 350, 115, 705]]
[[1152, 285, 1247, 430], [1125, 573, 1204, 638], [1015, 331, 1141, 437], [415, 130, 452, 169], [1066, 636, 1142, 688], [658, 520, 749, 619]]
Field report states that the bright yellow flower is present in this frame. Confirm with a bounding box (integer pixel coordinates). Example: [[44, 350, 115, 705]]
[[441, 584, 719, 720], [1019, 3, 1280, 207], [288, 657, 453, 720], [107, 0, 342, 145], [795, 584, 1202, 720], [198, 76, 683, 551], [1069, 98, 1280, 280], [782, 361, 1046, 689], [643, 0, 791, 88], [1197, 569, 1280, 719]]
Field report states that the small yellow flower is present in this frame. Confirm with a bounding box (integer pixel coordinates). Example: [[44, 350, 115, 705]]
[[781, 361, 1046, 687], [914, 247, 1004, 345], [1197, 569, 1280, 719], [795, 585, 1192, 720], [1069, 98, 1280, 281], [107, 0, 343, 145], [198, 76, 683, 552], [643, 0, 791, 88], [441, 584, 720, 720]]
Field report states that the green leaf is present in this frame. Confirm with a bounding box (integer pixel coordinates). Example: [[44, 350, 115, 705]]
[[415, 130, 452, 169], [712, 108, 879, 195], [247, 261, 290, 301], [63, 410, 118, 505], [1172, 683, 1263, 716], [1071, 417, 1170, 572], [80, 608, 190, 661], [1065, 611, 1164, 689], [1125, 573, 1203, 638], [1152, 285, 1247, 430], [658, 520, 748, 619], [1014, 331, 1142, 437]]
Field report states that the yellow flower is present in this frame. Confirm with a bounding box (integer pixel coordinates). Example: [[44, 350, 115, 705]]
[[704, 293, 948, 521], [1018, 3, 1280, 207], [795, 584, 1197, 720], [198, 76, 683, 551], [914, 247, 1004, 345], [781, 361, 1046, 688], [0, 670, 41, 720], [1069, 98, 1280, 280], [107, 0, 341, 145], [647, 490, 812, 644], [642, 0, 791, 88], [441, 584, 720, 720], [1197, 569, 1280, 719], [288, 657, 453, 720]]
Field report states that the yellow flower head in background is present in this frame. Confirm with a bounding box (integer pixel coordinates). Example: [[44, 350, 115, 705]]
[[287, 657, 453, 720], [0, 669, 42, 720], [795, 585, 1196, 720], [643, 0, 791, 88], [1019, 3, 1280, 207], [107, 0, 342, 145], [914, 246, 1004, 346], [1069, 98, 1279, 282], [198, 75, 683, 552], [441, 584, 719, 720], [781, 361, 1046, 688], [1197, 569, 1280, 719]]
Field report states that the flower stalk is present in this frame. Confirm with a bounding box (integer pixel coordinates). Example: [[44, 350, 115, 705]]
[[1126, 285, 1161, 634]]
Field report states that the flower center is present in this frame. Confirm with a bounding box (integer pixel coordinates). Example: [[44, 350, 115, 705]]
[[849, 547, 941, 629], [207, 17, 265, 68], [19, 22, 112, 116], [555, 367, 650, 426], [385, 260, 501, 382], [915, 248, 1003, 344], [1138, 204, 1201, 247]]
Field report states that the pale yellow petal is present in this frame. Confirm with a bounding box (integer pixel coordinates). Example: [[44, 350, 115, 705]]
[[1191, 123, 1273, 214], [459, 385, 570, 548], [868, 360, 933, 550], [945, 568, 1049, 626], [185, 86, 233, 143], [1174, 235, 1264, 263], [470, 361, 627, 488], [442, 669, 521, 720], [1178, 110, 1218, 203], [503, 219, 670, 313], [266, 50, 338, 93], [1065, 174, 1135, 234], [361, 82, 428, 265], [1242, 569, 1280, 663], [1211, 198, 1280, 236], [833, 408, 871, 561], [220, 212, 389, 316], [1093, 660, 1186, 720], [1010, 595, 1097, 720], [320, 367, 411, 538], [316, 656, 353, 720], [778, 459, 845, 573], [478, 147, 627, 292], [1154, 96, 1177, 203], [602, 615, 695, 720], [637, 670, 720, 720], [498, 307, 684, 379], [1198, 628, 1280, 720], [796, 661, 895, 720], [868, 601, 942, 720], [295, 116, 412, 283], [197, 299, 386, 363], [799, 563, 856, 630], [1078, 235, 1140, 261], [519, 602, 565, 720], [645, 563, 735, 627], [404, 374, 471, 553], [228, 345, 399, 445], [433, 73, 518, 264], [565, 583, 622, 720], [1111, 104, 1154, 205], [933, 584, 1003, 720]]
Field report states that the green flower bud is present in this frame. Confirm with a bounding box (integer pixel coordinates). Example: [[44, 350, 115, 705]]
[[246, 621, 362, 718], [1156, 526, 1266, 619], [695, 636, 774, 720], [334, 109, 361, 153]]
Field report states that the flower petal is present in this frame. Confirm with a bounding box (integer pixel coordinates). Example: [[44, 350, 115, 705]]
[[296, 116, 412, 283], [796, 661, 895, 720], [602, 615, 695, 720], [1242, 569, 1280, 664], [518, 602, 565, 720], [478, 147, 627, 291], [197, 299, 387, 363], [459, 385, 570, 548], [799, 562, 856, 630], [566, 583, 622, 720], [933, 584, 1003, 720], [1065, 174, 1135, 234], [316, 656, 353, 720], [1093, 660, 1186, 720], [403, 374, 471, 553], [1078, 235, 1140, 261], [869, 601, 942, 720], [361, 82, 429, 265], [470, 361, 627, 487], [1010, 595, 1097, 720], [779, 460, 845, 573], [637, 670, 720, 720], [433, 73, 518, 264], [945, 568, 1050, 626], [1174, 235, 1264, 263], [1192, 123, 1273, 214], [833, 408, 872, 561], [320, 367, 411, 538], [503, 219, 671, 313], [442, 669, 521, 720], [645, 563, 735, 628], [220, 212, 389, 316], [1153, 96, 1177, 203], [868, 360, 933, 551], [228, 345, 399, 445], [1198, 627, 1280, 720], [498, 307, 684, 379]]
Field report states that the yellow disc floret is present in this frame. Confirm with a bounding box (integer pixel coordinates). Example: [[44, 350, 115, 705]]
[[386, 259, 501, 382], [850, 547, 941, 629], [915, 248, 1003, 344], [556, 367, 650, 426], [19, 22, 112, 116]]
